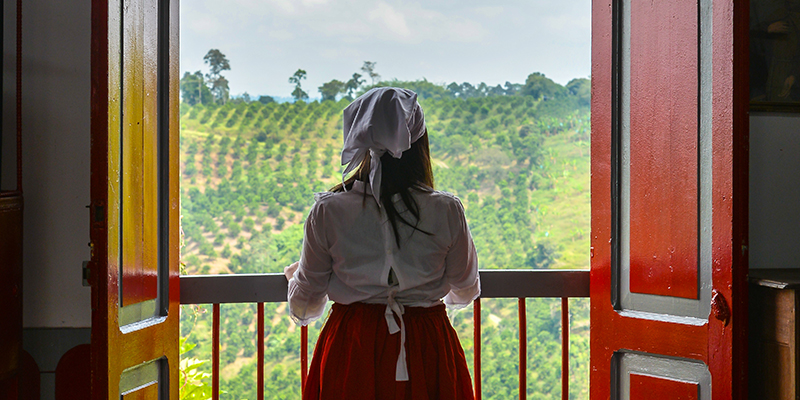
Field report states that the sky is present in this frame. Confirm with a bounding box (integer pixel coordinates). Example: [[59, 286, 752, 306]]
[[180, 0, 591, 100]]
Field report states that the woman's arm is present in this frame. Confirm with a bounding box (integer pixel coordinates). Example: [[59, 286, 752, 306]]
[[443, 199, 481, 309], [287, 203, 333, 325]]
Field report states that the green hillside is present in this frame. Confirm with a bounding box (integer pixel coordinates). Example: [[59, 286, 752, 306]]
[[179, 80, 591, 399]]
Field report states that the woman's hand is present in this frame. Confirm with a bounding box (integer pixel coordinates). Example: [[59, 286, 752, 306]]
[[284, 261, 300, 281]]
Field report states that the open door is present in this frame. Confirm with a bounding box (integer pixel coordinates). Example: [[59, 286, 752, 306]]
[[90, 0, 180, 398], [590, 0, 749, 399]]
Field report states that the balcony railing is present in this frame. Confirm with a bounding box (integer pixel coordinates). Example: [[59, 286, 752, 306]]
[[180, 269, 590, 400]]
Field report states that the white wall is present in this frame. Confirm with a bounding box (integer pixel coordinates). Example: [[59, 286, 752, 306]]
[[16, 0, 91, 327], [749, 114, 800, 269]]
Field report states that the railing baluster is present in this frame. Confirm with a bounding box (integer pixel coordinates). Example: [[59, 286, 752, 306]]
[[474, 298, 481, 400], [519, 298, 527, 400], [561, 297, 569, 400], [212, 303, 220, 400], [257, 302, 265, 400], [301, 325, 308, 394]]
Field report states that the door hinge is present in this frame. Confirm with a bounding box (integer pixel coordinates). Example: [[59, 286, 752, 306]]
[[82, 261, 91, 287]]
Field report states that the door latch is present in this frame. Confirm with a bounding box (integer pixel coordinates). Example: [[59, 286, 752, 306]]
[[711, 289, 730, 327]]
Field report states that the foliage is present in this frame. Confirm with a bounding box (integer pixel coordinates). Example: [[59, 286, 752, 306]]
[[566, 78, 591, 108], [203, 49, 231, 104], [368, 79, 454, 100], [180, 71, 215, 106], [204, 49, 231, 77], [178, 75, 591, 399], [318, 79, 345, 102], [344, 73, 364, 99], [289, 69, 309, 102], [179, 337, 213, 400], [179, 305, 214, 400], [522, 72, 567, 100], [361, 61, 380, 85]]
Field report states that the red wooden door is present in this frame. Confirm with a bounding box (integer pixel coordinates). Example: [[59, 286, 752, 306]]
[[590, 0, 749, 398], [90, 0, 180, 398]]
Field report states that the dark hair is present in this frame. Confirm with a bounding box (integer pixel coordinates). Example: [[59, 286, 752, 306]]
[[331, 131, 434, 247]]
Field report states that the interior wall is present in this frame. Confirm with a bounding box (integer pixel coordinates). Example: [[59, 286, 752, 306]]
[[0, 0, 794, 333], [17, 0, 91, 327], [749, 113, 800, 269], [2, 0, 17, 192]]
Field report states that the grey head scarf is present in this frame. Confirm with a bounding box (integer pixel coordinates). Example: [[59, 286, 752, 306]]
[[340, 87, 426, 206]]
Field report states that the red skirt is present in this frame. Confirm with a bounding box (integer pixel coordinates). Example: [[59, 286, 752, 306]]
[[303, 302, 475, 400]]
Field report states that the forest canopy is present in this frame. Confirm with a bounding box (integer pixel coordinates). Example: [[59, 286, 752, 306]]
[[178, 55, 591, 399]]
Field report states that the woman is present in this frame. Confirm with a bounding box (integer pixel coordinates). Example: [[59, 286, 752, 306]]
[[285, 87, 480, 400]]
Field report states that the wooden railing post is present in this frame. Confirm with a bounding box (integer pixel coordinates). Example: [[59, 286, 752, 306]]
[[212, 303, 220, 400], [474, 298, 481, 400], [519, 298, 527, 400], [257, 303, 264, 400], [301, 325, 308, 394], [561, 297, 569, 400]]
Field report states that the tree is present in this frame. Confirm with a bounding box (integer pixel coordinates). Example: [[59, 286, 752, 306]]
[[344, 73, 364, 98], [318, 79, 345, 101], [477, 82, 489, 97], [209, 76, 230, 104], [459, 82, 479, 98], [371, 79, 453, 100], [489, 84, 506, 96], [258, 95, 275, 104], [446, 82, 461, 97], [526, 241, 558, 269], [566, 77, 591, 107], [521, 72, 566, 100], [203, 49, 231, 77], [361, 61, 380, 85], [288, 69, 308, 102], [180, 71, 213, 105], [504, 81, 522, 95], [203, 49, 231, 104]]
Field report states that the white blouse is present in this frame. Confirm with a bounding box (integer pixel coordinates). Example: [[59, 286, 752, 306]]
[[287, 180, 481, 380]]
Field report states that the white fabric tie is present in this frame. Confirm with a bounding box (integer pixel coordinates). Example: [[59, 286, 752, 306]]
[[384, 290, 408, 381]]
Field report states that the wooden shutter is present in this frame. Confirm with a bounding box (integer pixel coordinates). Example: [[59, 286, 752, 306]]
[[590, 0, 749, 398], [90, 0, 180, 398]]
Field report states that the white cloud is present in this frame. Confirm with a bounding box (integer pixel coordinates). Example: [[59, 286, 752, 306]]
[[185, 14, 223, 37], [354, 2, 488, 44], [302, 0, 331, 6], [368, 2, 412, 40], [180, 0, 591, 96], [470, 6, 505, 18], [266, 29, 296, 41], [270, 0, 297, 14], [402, 5, 488, 44], [543, 13, 591, 44], [220, 0, 335, 17], [320, 46, 361, 61], [436, 16, 487, 43], [308, 20, 373, 41]]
